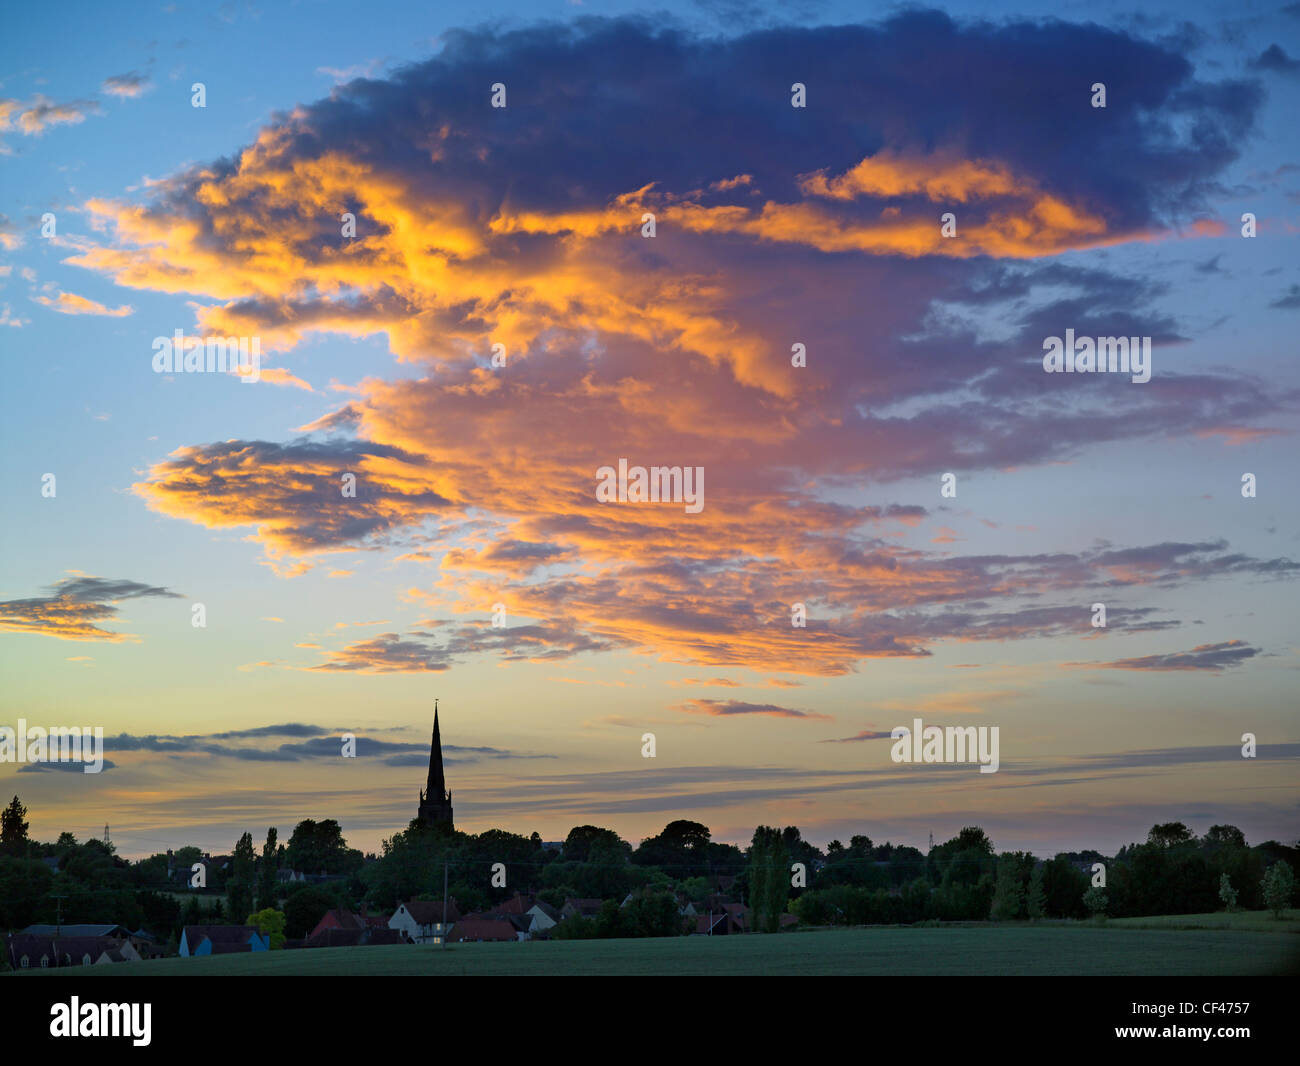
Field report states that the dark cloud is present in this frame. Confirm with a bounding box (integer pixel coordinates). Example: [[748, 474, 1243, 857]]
[[18, 760, 117, 773], [821, 730, 895, 743], [1269, 284, 1300, 309], [673, 698, 832, 720], [99, 725, 547, 766], [309, 619, 613, 673], [0, 576, 183, 641], [1249, 44, 1300, 74], [1068, 639, 1260, 672]]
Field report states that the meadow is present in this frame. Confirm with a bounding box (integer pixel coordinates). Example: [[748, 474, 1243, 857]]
[[23, 913, 1300, 977]]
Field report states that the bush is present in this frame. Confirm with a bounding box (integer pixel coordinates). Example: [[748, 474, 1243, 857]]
[[1261, 862, 1295, 918], [1218, 873, 1237, 912]]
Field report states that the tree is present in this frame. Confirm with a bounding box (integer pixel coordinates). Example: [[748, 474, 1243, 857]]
[[0, 857, 53, 929], [1218, 873, 1237, 912], [1026, 863, 1047, 920], [633, 820, 712, 877], [227, 832, 256, 920], [1205, 825, 1247, 850], [1261, 862, 1295, 918], [929, 827, 995, 888], [246, 908, 287, 949], [285, 819, 358, 875], [990, 853, 1026, 921], [1147, 822, 1193, 848], [283, 886, 334, 938], [182, 894, 203, 927], [1, 796, 30, 856], [257, 828, 278, 911], [1083, 885, 1108, 920], [1034, 857, 1086, 915], [562, 825, 631, 863], [748, 825, 789, 933]]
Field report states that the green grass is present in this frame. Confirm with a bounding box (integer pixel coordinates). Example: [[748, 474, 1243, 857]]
[[18, 920, 1300, 976], [1105, 908, 1300, 933]]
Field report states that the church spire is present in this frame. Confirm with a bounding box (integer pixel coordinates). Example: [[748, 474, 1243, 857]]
[[417, 700, 453, 829], [426, 700, 446, 799]]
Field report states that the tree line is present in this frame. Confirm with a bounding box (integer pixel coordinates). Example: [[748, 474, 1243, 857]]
[[1, 794, 1296, 953]]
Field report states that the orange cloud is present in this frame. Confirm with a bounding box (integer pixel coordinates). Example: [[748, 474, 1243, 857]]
[[33, 290, 133, 316]]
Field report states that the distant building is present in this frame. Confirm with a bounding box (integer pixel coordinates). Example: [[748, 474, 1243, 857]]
[[560, 898, 604, 921], [179, 925, 269, 957], [389, 900, 460, 944], [19, 923, 127, 940], [7, 934, 138, 970], [298, 927, 406, 949], [691, 913, 730, 935], [416, 703, 453, 829], [524, 901, 560, 935], [447, 919, 516, 943], [309, 906, 390, 940]]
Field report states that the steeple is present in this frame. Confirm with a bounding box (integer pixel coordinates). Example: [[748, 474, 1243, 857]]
[[417, 700, 453, 829], [426, 700, 446, 799]]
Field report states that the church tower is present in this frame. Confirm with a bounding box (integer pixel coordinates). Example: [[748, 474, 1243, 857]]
[[417, 701, 454, 829]]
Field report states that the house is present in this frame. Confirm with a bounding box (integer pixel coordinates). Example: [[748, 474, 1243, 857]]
[[560, 897, 604, 920], [7, 935, 137, 970], [179, 925, 269, 956], [524, 900, 560, 935], [128, 929, 166, 960], [19, 923, 128, 940], [299, 926, 406, 949], [691, 913, 730, 935], [389, 899, 461, 944], [489, 893, 534, 916], [447, 918, 516, 943], [721, 903, 750, 933], [308, 906, 391, 940]]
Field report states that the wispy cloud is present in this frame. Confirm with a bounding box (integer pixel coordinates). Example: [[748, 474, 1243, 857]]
[[102, 71, 153, 98], [0, 575, 183, 642], [1067, 639, 1261, 673], [673, 698, 832, 721], [33, 290, 133, 316]]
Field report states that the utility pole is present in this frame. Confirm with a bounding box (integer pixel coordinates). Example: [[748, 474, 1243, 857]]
[[51, 894, 68, 936]]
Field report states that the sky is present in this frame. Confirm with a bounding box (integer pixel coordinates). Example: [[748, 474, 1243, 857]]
[[1, 0, 1297, 861]]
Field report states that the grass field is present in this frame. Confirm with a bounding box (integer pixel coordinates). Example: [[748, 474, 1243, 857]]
[[1105, 909, 1300, 933], [20, 915, 1300, 976]]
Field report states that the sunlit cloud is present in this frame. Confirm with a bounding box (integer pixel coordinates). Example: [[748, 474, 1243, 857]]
[[0, 576, 183, 642]]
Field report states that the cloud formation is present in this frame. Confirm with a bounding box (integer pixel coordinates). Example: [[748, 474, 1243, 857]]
[[673, 698, 833, 720], [0, 576, 183, 642], [1068, 639, 1261, 673], [102, 72, 152, 98], [48, 14, 1293, 676]]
